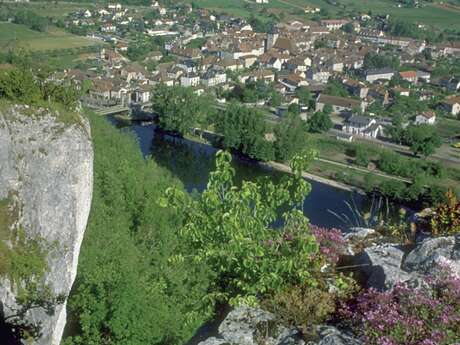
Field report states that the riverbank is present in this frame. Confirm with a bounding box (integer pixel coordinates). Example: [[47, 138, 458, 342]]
[[261, 160, 363, 193], [183, 129, 370, 194], [110, 116, 412, 229]]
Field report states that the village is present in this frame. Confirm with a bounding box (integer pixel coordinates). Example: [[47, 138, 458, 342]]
[[48, 1, 460, 151]]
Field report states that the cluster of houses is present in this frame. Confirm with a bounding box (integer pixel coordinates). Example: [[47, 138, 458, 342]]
[[60, 1, 460, 141]]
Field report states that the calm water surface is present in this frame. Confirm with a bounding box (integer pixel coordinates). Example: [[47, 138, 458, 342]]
[[113, 118, 403, 230]]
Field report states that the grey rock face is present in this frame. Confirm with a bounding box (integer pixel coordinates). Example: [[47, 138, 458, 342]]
[[197, 308, 363, 345], [354, 235, 460, 290], [346, 228, 377, 240], [344, 228, 380, 255], [402, 236, 460, 276], [307, 326, 363, 345], [198, 307, 305, 345], [356, 244, 412, 290], [198, 338, 231, 345], [0, 105, 93, 345]]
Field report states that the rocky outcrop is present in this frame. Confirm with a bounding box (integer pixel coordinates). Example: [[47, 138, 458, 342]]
[[0, 105, 93, 344], [197, 307, 361, 345], [306, 326, 362, 345], [402, 235, 460, 276], [355, 244, 412, 290], [198, 307, 305, 345], [354, 235, 460, 290], [344, 227, 381, 255]]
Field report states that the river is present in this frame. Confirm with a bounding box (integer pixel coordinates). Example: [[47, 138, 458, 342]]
[[112, 118, 405, 230]]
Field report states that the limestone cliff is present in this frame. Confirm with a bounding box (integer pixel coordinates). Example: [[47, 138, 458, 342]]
[[0, 104, 93, 345]]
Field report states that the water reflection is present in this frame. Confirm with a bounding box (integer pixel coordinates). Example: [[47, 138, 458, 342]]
[[112, 118, 402, 230]]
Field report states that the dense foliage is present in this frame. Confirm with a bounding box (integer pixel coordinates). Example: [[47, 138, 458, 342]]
[[0, 7, 49, 32], [363, 52, 400, 70], [429, 189, 460, 236], [0, 67, 80, 109], [307, 110, 333, 133], [64, 114, 212, 345], [405, 124, 442, 157], [339, 270, 460, 345], [377, 150, 444, 179], [152, 84, 214, 136], [163, 150, 352, 307], [274, 112, 309, 162], [215, 102, 274, 161], [227, 80, 275, 104]]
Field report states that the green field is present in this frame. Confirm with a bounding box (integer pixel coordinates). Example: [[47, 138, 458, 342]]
[[293, 0, 460, 29], [0, 23, 100, 51], [185, 0, 460, 30], [436, 118, 460, 140], [11, 2, 94, 19]]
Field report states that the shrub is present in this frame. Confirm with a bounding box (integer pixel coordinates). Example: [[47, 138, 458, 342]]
[[163, 151, 355, 307], [263, 226, 354, 336], [265, 285, 336, 335], [430, 189, 460, 236], [310, 225, 346, 264], [354, 146, 369, 167], [339, 270, 460, 345]]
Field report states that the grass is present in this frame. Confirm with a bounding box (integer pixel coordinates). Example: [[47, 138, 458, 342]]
[[185, 0, 460, 30], [0, 196, 14, 242], [0, 23, 100, 51], [0, 195, 16, 276], [436, 117, 460, 140], [18, 2, 94, 19]]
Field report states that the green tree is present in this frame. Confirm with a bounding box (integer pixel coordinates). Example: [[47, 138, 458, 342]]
[[363, 52, 399, 70], [323, 104, 333, 115], [288, 103, 300, 115], [307, 111, 333, 133], [405, 124, 442, 157], [270, 91, 282, 107], [152, 84, 212, 136], [354, 146, 369, 167], [295, 87, 312, 105], [325, 80, 349, 98], [215, 102, 274, 161], [385, 114, 405, 144], [341, 22, 354, 33], [162, 150, 350, 305], [274, 113, 308, 161], [64, 114, 212, 345], [0, 68, 42, 104]]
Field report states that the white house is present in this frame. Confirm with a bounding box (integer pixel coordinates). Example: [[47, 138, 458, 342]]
[[201, 70, 227, 87], [280, 75, 308, 92], [306, 67, 331, 84], [365, 68, 395, 82], [107, 3, 122, 11], [343, 115, 381, 138], [441, 96, 460, 116], [101, 23, 117, 33], [180, 73, 200, 87], [320, 19, 349, 30], [415, 111, 436, 125], [132, 87, 150, 104], [316, 94, 365, 114]]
